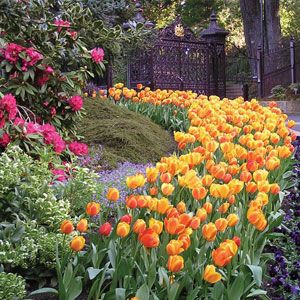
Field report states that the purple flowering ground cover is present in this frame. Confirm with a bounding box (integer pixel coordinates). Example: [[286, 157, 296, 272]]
[[265, 140, 300, 299]]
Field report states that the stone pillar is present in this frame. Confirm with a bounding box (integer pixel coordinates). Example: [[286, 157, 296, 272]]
[[201, 12, 229, 97]]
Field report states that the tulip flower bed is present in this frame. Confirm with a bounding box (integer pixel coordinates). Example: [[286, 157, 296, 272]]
[[108, 84, 194, 132], [35, 91, 298, 300]]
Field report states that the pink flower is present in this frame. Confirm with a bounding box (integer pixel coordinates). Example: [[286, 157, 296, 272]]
[[45, 66, 54, 74], [68, 141, 89, 156], [91, 47, 104, 64], [13, 117, 25, 126], [37, 74, 50, 86], [54, 19, 71, 33], [25, 122, 41, 134], [0, 132, 11, 148], [68, 95, 83, 111], [40, 124, 66, 153], [69, 31, 78, 40], [2, 43, 24, 63], [50, 106, 56, 116], [52, 169, 67, 182], [0, 118, 5, 128], [25, 47, 43, 66], [0, 93, 17, 120]]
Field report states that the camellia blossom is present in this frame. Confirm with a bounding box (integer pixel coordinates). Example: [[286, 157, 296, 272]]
[[68, 95, 83, 111], [0, 93, 17, 120], [91, 47, 104, 64], [0, 132, 11, 148]]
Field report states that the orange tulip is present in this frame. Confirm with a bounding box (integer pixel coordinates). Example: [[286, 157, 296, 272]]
[[149, 186, 158, 195], [192, 187, 207, 200], [203, 265, 222, 284], [164, 217, 185, 235], [60, 220, 74, 234], [86, 202, 100, 216], [190, 216, 201, 230], [157, 197, 170, 214], [167, 255, 184, 272], [149, 218, 163, 234], [70, 236, 85, 252], [116, 222, 130, 238], [126, 174, 146, 189], [270, 183, 280, 194], [212, 239, 238, 267], [176, 201, 186, 213], [166, 240, 184, 255], [161, 183, 175, 196], [247, 207, 267, 231], [160, 172, 172, 183], [265, 157, 280, 170], [138, 228, 160, 248], [126, 195, 138, 209], [226, 214, 239, 227], [178, 234, 191, 250], [133, 219, 146, 234], [179, 213, 192, 227], [203, 202, 213, 214], [210, 184, 230, 199], [215, 218, 228, 232], [146, 167, 159, 183], [202, 222, 217, 241], [218, 202, 230, 214], [107, 187, 119, 202], [196, 208, 207, 222], [240, 171, 252, 183], [246, 182, 257, 193], [76, 218, 88, 233]]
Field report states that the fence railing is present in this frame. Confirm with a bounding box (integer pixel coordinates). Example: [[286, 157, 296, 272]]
[[257, 38, 300, 97]]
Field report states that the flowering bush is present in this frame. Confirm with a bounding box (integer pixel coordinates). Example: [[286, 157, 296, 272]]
[[0, 272, 26, 300], [0, 1, 109, 133], [38, 90, 297, 299]]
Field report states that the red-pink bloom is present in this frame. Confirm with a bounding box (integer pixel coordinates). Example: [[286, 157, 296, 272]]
[[25, 47, 43, 66], [54, 19, 71, 33], [68, 141, 88, 156], [68, 95, 83, 111], [25, 122, 41, 134], [0, 93, 17, 120], [91, 47, 104, 64], [120, 214, 132, 224], [40, 124, 66, 153], [2, 43, 24, 63], [37, 74, 50, 86], [13, 117, 25, 126], [99, 222, 112, 236], [69, 31, 78, 40], [52, 169, 67, 181], [45, 66, 54, 74], [0, 132, 10, 148], [0, 118, 5, 128], [50, 106, 56, 116]]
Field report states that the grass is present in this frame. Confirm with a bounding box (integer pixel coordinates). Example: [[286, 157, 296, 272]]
[[78, 98, 177, 168]]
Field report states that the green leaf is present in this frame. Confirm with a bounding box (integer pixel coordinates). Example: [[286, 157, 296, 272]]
[[228, 273, 245, 300], [246, 265, 262, 286], [67, 276, 82, 300], [87, 267, 102, 280], [246, 289, 268, 298], [186, 287, 200, 300], [29, 288, 58, 296], [136, 283, 150, 300], [168, 282, 180, 300], [115, 288, 126, 300], [211, 281, 225, 300]]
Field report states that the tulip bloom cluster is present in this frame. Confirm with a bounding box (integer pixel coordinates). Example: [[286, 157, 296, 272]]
[[60, 89, 295, 298]]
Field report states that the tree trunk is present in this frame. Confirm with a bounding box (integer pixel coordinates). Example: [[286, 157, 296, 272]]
[[239, 0, 261, 76], [239, 0, 282, 76], [264, 0, 281, 53]]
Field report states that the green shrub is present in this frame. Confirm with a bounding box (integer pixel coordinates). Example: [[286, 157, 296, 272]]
[[0, 272, 26, 300], [270, 85, 287, 100]]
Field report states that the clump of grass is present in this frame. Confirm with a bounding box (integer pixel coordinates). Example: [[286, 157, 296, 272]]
[[78, 98, 176, 168]]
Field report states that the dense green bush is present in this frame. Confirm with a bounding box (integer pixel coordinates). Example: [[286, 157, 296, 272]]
[[0, 271, 26, 300]]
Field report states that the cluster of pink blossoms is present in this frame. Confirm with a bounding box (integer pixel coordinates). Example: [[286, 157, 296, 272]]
[[68, 141, 89, 156], [54, 19, 77, 40], [0, 43, 43, 71], [0, 93, 17, 128], [91, 47, 104, 64], [68, 95, 83, 111]]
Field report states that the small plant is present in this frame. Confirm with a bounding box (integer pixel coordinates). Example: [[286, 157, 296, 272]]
[[270, 85, 287, 100]]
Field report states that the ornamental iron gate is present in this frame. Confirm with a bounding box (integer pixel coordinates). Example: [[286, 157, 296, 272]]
[[128, 13, 228, 97]]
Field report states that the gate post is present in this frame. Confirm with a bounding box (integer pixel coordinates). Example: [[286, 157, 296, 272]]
[[257, 45, 263, 98], [290, 36, 296, 84], [200, 12, 229, 97]]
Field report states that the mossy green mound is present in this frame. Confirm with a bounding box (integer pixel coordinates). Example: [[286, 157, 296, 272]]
[[79, 98, 176, 168]]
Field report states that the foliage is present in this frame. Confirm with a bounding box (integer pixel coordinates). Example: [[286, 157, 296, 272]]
[[270, 85, 287, 101], [40, 87, 295, 299], [0, 271, 26, 300], [78, 97, 176, 168]]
